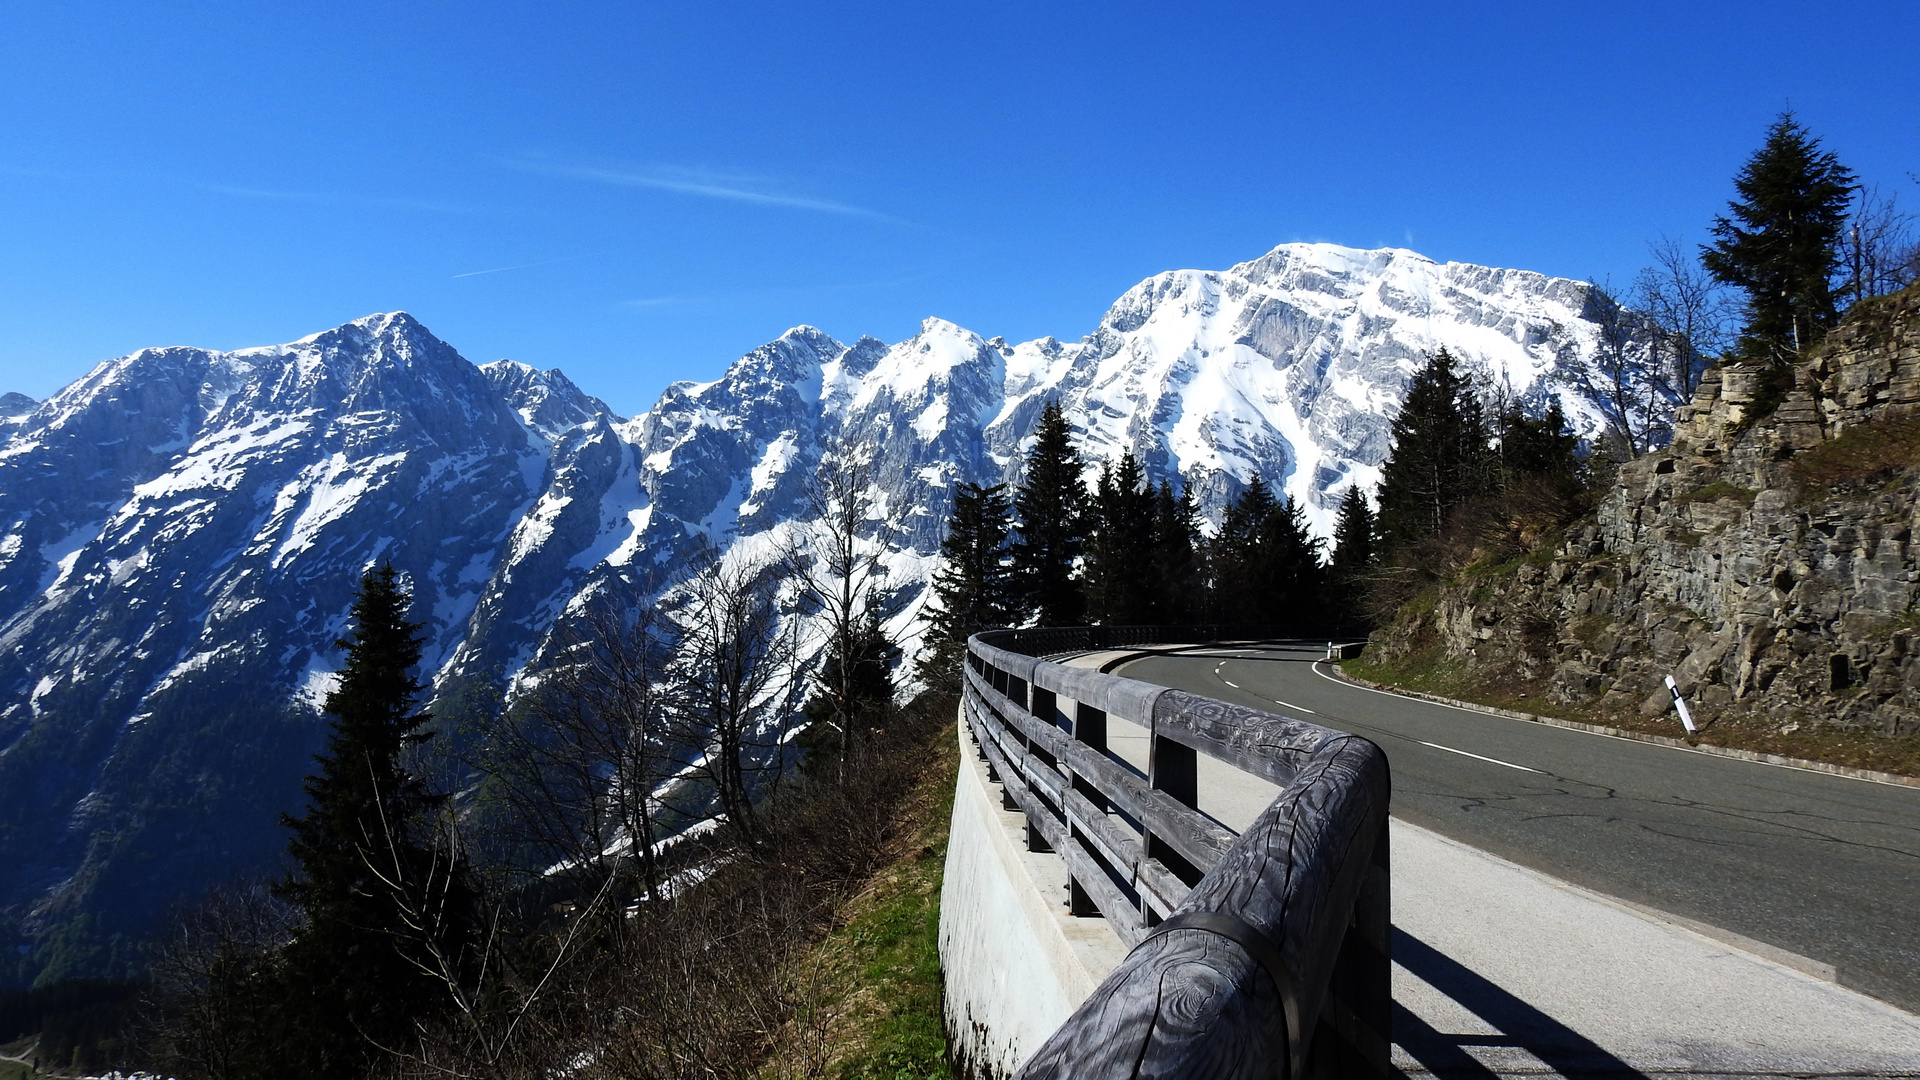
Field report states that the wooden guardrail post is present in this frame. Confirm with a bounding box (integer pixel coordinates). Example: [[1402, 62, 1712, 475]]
[[1145, 718, 1202, 909], [1072, 702, 1108, 810], [1069, 700, 1113, 917]]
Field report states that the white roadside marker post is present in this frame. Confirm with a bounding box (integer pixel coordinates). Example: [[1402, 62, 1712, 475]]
[[1665, 674, 1696, 734]]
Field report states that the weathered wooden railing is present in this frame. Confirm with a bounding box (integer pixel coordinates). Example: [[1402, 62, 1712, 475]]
[[963, 628, 1389, 1080]]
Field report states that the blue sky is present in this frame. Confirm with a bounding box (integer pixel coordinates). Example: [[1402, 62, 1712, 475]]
[[2, 1, 1916, 416]]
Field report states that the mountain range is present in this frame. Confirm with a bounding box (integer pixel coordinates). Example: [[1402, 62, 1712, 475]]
[[0, 242, 1621, 984]]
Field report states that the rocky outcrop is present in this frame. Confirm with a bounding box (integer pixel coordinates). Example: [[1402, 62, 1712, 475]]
[[1373, 283, 1920, 736]]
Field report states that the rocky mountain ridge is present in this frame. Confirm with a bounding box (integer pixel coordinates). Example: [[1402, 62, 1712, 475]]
[[0, 242, 1631, 982], [1372, 282, 1920, 736]]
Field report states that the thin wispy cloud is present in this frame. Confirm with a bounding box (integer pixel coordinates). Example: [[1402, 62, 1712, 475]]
[[506, 156, 901, 222], [452, 253, 603, 279]]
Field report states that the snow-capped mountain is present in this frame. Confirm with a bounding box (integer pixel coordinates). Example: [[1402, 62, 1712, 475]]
[[0, 243, 1614, 982]]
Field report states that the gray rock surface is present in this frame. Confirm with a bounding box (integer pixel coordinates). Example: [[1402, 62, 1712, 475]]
[[1374, 283, 1920, 736]]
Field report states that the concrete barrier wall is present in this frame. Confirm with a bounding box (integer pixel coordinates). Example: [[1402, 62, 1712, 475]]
[[939, 716, 1126, 1078]]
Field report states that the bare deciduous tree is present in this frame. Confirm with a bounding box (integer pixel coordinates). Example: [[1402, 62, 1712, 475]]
[[1635, 236, 1733, 401], [784, 451, 897, 783], [1839, 185, 1920, 306], [367, 804, 619, 1080], [145, 881, 300, 1080], [1561, 281, 1671, 457], [665, 546, 806, 842], [492, 599, 677, 907]]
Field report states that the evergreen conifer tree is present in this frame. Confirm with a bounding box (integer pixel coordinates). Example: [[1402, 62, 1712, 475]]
[[1010, 401, 1088, 626], [1149, 480, 1203, 624], [1496, 400, 1582, 496], [276, 565, 477, 1078], [1703, 113, 1857, 366], [1209, 476, 1276, 624], [1220, 475, 1276, 544], [1328, 485, 1376, 625], [1082, 451, 1157, 624], [918, 481, 1016, 684], [1259, 495, 1326, 625], [1375, 348, 1494, 553], [803, 605, 900, 776]]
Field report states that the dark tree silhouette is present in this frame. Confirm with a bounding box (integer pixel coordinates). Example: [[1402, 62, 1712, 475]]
[[1010, 401, 1089, 626], [1703, 113, 1857, 366], [1374, 348, 1494, 553], [1327, 486, 1376, 625], [276, 564, 479, 1079], [1082, 450, 1157, 625], [1209, 476, 1276, 624], [1259, 494, 1325, 623], [1150, 480, 1203, 624], [802, 605, 900, 779], [919, 481, 1016, 686]]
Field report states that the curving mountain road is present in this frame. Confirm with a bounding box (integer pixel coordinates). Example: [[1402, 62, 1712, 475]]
[[1115, 645, 1920, 1013]]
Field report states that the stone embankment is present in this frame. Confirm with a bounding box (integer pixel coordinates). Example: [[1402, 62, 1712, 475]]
[[1373, 283, 1920, 736]]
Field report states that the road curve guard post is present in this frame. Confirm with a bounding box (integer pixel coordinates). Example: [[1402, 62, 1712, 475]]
[[962, 629, 1391, 1080]]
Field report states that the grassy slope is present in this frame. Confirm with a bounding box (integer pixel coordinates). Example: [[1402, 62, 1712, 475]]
[[1346, 646, 1920, 778], [761, 719, 959, 1080]]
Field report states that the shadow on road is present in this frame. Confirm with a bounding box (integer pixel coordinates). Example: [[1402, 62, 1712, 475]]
[[1391, 927, 1648, 1079]]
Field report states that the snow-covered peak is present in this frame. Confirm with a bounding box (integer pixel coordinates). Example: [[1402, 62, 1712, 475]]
[[482, 359, 619, 437], [290, 309, 426, 346], [0, 242, 1638, 982]]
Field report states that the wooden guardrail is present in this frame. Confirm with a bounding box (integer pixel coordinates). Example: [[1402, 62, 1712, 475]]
[[963, 629, 1390, 1080]]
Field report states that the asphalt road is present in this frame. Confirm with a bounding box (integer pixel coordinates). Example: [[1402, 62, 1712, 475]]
[[1116, 645, 1920, 1014]]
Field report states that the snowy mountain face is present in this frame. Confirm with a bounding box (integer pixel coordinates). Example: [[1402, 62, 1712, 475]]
[[0, 244, 1620, 981]]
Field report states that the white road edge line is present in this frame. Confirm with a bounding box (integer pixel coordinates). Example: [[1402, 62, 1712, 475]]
[[1223, 680, 1240, 688], [1416, 740, 1540, 773], [1311, 660, 1495, 713]]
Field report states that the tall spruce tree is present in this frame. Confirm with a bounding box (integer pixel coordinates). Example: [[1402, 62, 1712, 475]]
[[1150, 480, 1203, 624], [276, 565, 477, 1079], [1082, 450, 1157, 624], [1010, 401, 1088, 626], [1496, 400, 1581, 496], [1209, 476, 1276, 624], [1375, 348, 1494, 553], [918, 481, 1016, 684], [1259, 495, 1326, 625], [1328, 485, 1376, 625], [803, 604, 901, 777], [1703, 113, 1857, 366]]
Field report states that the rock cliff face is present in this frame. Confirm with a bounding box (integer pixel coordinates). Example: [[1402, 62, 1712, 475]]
[[1374, 283, 1920, 735]]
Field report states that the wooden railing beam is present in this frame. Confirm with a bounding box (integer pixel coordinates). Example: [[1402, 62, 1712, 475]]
[[962, 628, 1391, 1080]]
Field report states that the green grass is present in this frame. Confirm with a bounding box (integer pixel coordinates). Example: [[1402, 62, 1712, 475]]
[[1790, 413, 1920, 490], [762, 722, 958, 1080], [1346, 644, 1479, 701], [1346, 642, 1920, 778], [1672, 480, 1757, 507], [0, 1060, 38, 1080], [830, 838, 951, 1080]]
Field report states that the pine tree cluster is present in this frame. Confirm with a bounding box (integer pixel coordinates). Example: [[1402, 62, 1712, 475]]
[[919, 356, 1599, 677], [920, 402, 1382, 676]]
